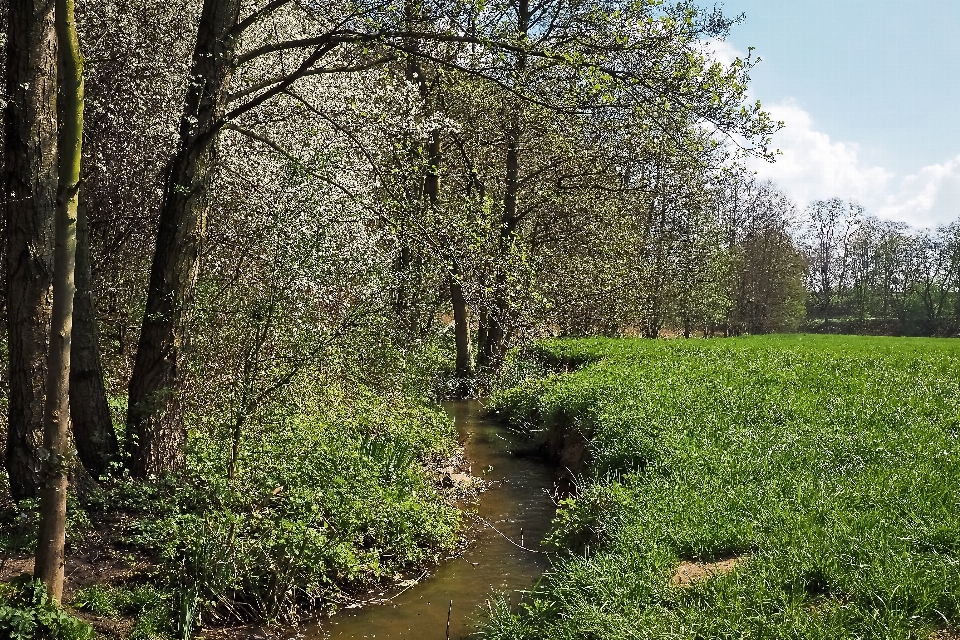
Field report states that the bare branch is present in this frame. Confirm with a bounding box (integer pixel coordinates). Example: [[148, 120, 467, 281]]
[[236, 30, 372, 66], [227, 55, 398, 103], [230, 0, 293, 38], [223, 38, 345, 124]]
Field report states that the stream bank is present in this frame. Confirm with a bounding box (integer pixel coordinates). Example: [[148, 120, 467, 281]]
[[304, 400, 557, 639]]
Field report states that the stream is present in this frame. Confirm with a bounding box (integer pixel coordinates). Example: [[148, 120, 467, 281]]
[[306, 400, 556, 639]]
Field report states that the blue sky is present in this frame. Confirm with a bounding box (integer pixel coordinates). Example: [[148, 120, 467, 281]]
[[712, 0, 960, 227]]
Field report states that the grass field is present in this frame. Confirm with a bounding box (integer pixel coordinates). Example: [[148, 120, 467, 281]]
[[482, 335, 960, 639]]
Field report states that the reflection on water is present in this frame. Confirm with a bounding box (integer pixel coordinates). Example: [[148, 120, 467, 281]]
[[305, 400, 556, 639]]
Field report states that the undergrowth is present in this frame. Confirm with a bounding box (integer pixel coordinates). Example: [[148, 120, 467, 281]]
[[0, 577, 92, 640], [483, 335, 960, 639], [1, 374, 463, 638]]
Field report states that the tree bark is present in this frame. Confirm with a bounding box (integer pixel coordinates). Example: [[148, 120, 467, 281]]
[[35, 0, 82, 601], [484, 107, 521, 365], [450, 271, 472, 383], [475, 311, 490, 369], [429, 123, 472, 386], [3, 0, 58, 501], [126, 0, 240, 477], [69, 187, 117, 477]]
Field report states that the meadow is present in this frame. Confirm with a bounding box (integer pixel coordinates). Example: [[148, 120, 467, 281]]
[[482, 335, 960, 639]]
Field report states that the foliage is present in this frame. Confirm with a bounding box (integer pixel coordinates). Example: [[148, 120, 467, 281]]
[[0, 576, 92, 640], [485, 335, 960, 639], [75, 376, 460, 634], [0, 493, 94, 555], [0, 498, 39, 554], [799, 201, 960, 336], [72, 583, 163, 619], [72, 584, 169, 640]]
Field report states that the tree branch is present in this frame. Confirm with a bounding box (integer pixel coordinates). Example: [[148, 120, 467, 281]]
[[227, 55, 398, 103], [222, 38, 345, 124], [230, 0, 293, 38]]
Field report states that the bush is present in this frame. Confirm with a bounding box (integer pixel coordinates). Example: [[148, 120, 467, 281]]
[[77, 375, 462, 636], [0, 576, 93, 640], [72, 584, 170, 640]]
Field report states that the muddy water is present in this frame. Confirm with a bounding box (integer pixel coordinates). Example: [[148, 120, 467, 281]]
[[307, 400, 556, 639]]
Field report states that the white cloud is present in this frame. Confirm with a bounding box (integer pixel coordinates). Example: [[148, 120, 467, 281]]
[[876, 156, 960, 228], [749, 101, 893, 207], [703, 38, 743, 67], [748, 101, 960, 228]]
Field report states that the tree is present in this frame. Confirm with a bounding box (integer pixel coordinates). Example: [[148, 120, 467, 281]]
[[125, 0, 462, 475], [34, 0, 84, 600], [3, 0, 117, 502], [3, 0, 58, 500], [719, 177, 806, 335], [126, 0, 245, 476], [802, 198, 862, 324], [68, 189, 118, 478]]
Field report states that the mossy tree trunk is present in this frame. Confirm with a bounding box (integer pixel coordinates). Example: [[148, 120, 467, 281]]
[[35, 0, 83, 601]]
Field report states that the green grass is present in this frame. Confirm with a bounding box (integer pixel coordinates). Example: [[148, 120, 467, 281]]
[[483, 335, 960, 639]]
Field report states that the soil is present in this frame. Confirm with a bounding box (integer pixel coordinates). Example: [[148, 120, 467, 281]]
[[1, 539, 151, 639], [672, 555, 745, 586], [0, 546, 149, 598]]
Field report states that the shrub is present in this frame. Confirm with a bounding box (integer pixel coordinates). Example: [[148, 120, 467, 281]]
[[75, 375, 462, 636], [0, 576, 93, 640]]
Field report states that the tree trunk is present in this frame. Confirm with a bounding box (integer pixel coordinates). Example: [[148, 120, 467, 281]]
[[35, 0, 82, 601], [392, 235, 413, 333], [3, 0, 58, 501], [484, 0, 528, 368], [475, 311, 490, 369], [126, 0, 240, 477], [450, 270, 472, 382], [485, 118, 519, 366], [69, 187, 117, 477]]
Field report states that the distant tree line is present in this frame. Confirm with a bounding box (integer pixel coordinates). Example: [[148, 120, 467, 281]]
[[540, 182, 960, 340], [540, 170, 808, 339], [800, 198, 960, 337]]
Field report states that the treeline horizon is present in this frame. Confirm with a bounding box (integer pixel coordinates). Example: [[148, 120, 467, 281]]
[[591, 189, 960, 340]]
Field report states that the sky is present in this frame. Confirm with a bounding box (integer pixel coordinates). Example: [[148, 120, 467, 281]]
[[710, 0, 960, 228]]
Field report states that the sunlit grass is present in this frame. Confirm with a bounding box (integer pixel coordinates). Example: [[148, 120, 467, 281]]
[[484, 335, 960, 639]]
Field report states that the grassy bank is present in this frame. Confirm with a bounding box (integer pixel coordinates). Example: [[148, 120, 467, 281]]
[[0, 377, 464, 638], [484, 335, 960, 639]]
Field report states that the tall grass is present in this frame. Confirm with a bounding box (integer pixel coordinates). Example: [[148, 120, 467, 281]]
[[485, 335, 960, 639]]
